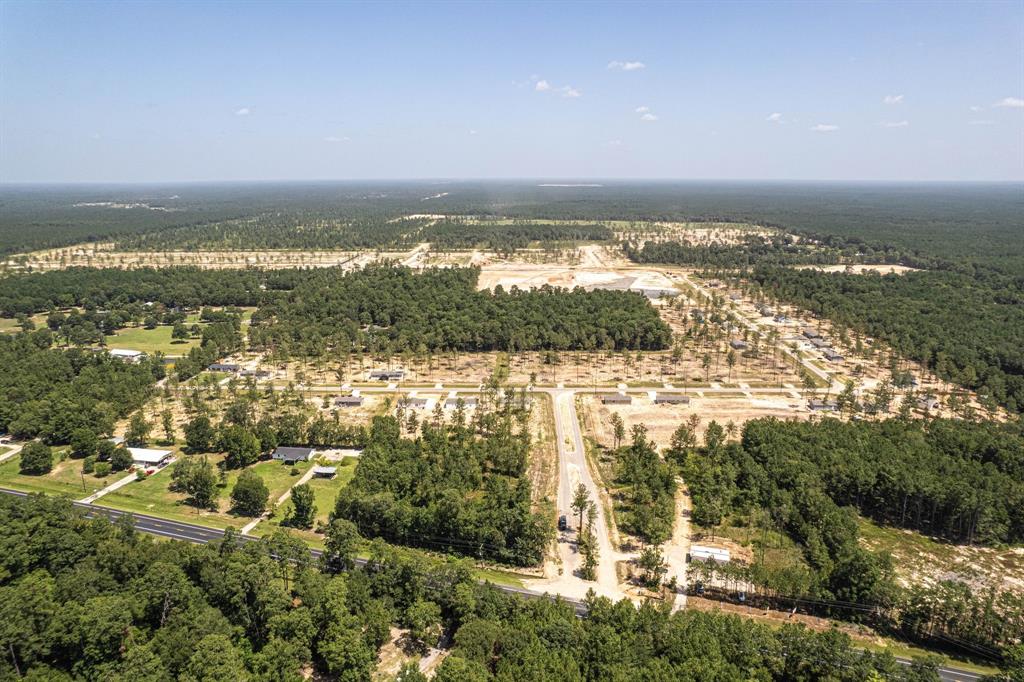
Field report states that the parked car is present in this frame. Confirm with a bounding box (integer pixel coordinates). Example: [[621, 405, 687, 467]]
[[558, 514, 568, 531]]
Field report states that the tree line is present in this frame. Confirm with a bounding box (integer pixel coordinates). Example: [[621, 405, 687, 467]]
[[0, 493, 985, 681], [0, 331, 161, 443], [334, 403, 549, 566], [248, 265, 672, 355], [678, 416, 1024, 655], [750, 266, 1024, 413]]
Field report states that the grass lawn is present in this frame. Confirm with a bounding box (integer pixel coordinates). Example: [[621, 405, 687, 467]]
[[0, 452, 108, 498], [0, 318, 22, 334], [105, 324, 200, 355], [99, 456, 312, 530], [254, 459, 357, 540]]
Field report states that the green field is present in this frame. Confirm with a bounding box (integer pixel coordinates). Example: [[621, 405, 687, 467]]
[[99, 455, 311, 530], [104, 324, 200, 355], [0, 452, 107, 498], [256, 458, 357, 538]]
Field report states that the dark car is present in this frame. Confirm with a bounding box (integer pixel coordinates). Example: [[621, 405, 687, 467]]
[[558, 515, 568, 531]]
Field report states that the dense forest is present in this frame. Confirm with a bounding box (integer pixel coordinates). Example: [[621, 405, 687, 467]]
[[334, 401, 549, 566], [622, 232, 911, 269], [750, 267, 1024, 413], [249, 265, 671, 355], [421, 220, 612, 254], [0, 267, 305, 316], [5, 183, 1020, 271], [0, 493, 973, 681], [0, 332, 161, 442], [678, 416, 1024, 655]]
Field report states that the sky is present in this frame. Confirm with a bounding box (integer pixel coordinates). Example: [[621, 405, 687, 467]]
[[1, 0, 1022, 183]]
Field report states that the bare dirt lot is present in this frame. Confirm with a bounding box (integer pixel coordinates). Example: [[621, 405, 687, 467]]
[[578, 392, 807, 449], [2, 243, 416, 271]]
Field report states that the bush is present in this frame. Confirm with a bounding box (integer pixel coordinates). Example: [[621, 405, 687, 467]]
[[94, 461, 112, 478], [19, 442, 53, 475], [83, 455, 96, 473]]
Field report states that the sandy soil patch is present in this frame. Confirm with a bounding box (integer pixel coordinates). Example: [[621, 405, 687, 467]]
[[792, 263, 920, 275], [579, 393, 806, 448]]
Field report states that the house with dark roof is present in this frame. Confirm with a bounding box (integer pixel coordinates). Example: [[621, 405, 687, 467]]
[[369, 369, 405, 381], [272, 446, 314, 464], [808, 399, 839, 411], [600, 394, 632, 405], [208, 363, 241, 373], [335, 395, 364, 407]]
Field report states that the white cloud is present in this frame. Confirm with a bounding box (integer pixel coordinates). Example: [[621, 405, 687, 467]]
[[994, 97, 1024, 108], [533, 79, 580, 98], [235, 107, 251, 116], [880, 120, 909, 128], [324, 135, 350, 143], [766, 112, 783, 123], [810, 124, 839, 132], [968, 119, 995, 126], [640, 113, 658, 122], [635, 106, 650, 114], [469, 129, 478, 136], [608, 60, 645, 71], [883, 94, 904, 105], [605, 139, 623, 147], [969, 105, 984, 112]]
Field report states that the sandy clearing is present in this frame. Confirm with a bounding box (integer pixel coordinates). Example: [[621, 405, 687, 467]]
[[792, 263, 920, 275]]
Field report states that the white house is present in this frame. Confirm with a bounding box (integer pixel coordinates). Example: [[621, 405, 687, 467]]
[[128, 447, 173, 468], [109, 349, 145, 363]]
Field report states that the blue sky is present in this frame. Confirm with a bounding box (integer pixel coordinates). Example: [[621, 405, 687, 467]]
[[1, 0, 1022, 182]]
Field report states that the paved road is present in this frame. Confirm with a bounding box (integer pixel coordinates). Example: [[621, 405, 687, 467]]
[[546, 388, 622, 599]]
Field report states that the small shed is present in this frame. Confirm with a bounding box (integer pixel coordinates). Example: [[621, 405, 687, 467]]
[[272, 446, 314, 464], [128, 447, 173, 468], [654, 394, 690, 405], [600, 394, 632, 405], [335, 395, 365, 407], [312, 466, 337, 478]]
